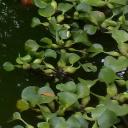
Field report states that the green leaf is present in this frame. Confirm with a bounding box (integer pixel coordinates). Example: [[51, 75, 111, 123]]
[[73, 112, 89, 128], [108, 0, 127, 5], [111, 29, 128, 44], [31, 17, 41, 28], [38, 4, 55, 17], [40, 37, 53, 46], [104, 56, 128, 72], [91, 104, 118, 128], [13, 112, 22, 120], [56, 81, 77, 92], [82, 63, 97, 72], [33, 0, 47, 8], [21, 86, 40, 107], [25, 40, 40, 53], [67, 116, 81, 128], [87, 43, 104, 57], [16, 99, 29, 112], [38, 86, 55, 103], [97, 109, 117, 128], [37, 122, 50, 128], [58, 3, 73, 13], [49, 117, 67, 128], [44, 49, 57, 59], [59, 29, 71, 40], [98, 67, 117, 84], [72, 30, 91, 46], [16, 55, 32, 64], [68, 53, 80, 64], [77, 83, 90, 98], [78, 77, 97, 88], [81, 0, 106, 7], [58, 92, 78, 108], [3, 62, 15, 71], [13, 125, 24, 128], [76, 2, 92, 12], [84, 24, 97, 35]]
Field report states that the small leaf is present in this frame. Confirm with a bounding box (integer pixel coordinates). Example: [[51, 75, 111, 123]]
[[87, 43, 104, 57], [67, 116, 81, 128], [111, 29, 128, 44], [104, 56, 128, 72], [58, 3, 73, 13], [33, 0, 47, 8], [58, 92, 78, 108], [82, 63, 97, 72], [44, 49, 57, 59], [37, 122, 50, 128], [38, 86, 55, 103], [40, 37, 53, 46], [56, 81, 77, 92], [21, 86, 40, 107], [13, 125, 24, 128], [3, 62, 15, 71], [68, 53, 80, 64], [84, 24, 97, 35], [81, 0, 106, 7], [98, 67, 117, 84], [16, 99, 29, 112], [38, 4, 55, 17], [76, 2, 92, 12], [49, 117, 67, 128], [13, 112, 22, 120], [108, 0, 127, 5], [77, 83, 90, 98], [25, 40, 40, 53], [31, 17, 41, 28], [72, 30, 91, 46]]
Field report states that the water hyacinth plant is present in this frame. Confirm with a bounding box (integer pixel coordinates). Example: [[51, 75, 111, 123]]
[[3, 0, 128, 127]]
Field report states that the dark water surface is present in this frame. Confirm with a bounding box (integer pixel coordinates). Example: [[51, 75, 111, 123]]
[[0, 0, 44, 126]]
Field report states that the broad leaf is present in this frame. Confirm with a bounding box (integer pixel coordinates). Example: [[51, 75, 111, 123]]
[[68, 53, 80, 64], [25, 40, 40, 52], [38, 4, 55, 17], [50, 117, 67, 128], [37, 122, 50, 128], [58, 3, 73, 13], [111, 29, 128, 44], [3, 62, 15, 71], [84, 24, 97, 35], [82, 63, 97, 72], [77, 83, 90, 98], [58, 92, 78, 108], [98, 67, 117, 84], [56, 81, 77, 92], [31, 17, 41, 28], [44, 49, 57, 59]]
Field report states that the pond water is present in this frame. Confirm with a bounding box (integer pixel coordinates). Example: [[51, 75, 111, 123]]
[[0, 0, 44, 126]]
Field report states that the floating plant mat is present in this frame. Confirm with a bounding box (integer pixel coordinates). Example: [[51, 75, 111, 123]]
[[1, 0, 128, 128]]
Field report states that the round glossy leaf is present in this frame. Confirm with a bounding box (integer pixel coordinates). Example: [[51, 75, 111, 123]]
[[25, 40, 40, 53], [38, 4, 55, 17], [37, 122, 50, 128], [58, 92, 78, 108], [38, 86, 55, 103], [16, 99, 29, 112], [49, 117, 67, 128], [58, 3, 73, 13], [33, 0, 47, 8], [44, 49, 57, 59], [98, 67, 117, 84], [13, 125, 24, 128], [84, 24, 97, 35], [76, 2, 92, 12], [77, 83, 90, 98], [56, 81, 77, 92], [31, 17, 41, 28], [68, 53, 80, 65], [21, 86, 40, 107], [3, 62, 15, 71]]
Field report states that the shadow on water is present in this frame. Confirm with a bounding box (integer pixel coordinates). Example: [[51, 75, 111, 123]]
[[0, 0, 45, 126]]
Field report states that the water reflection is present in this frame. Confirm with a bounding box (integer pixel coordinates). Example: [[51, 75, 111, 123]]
[[0, 0, 44, 126]]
